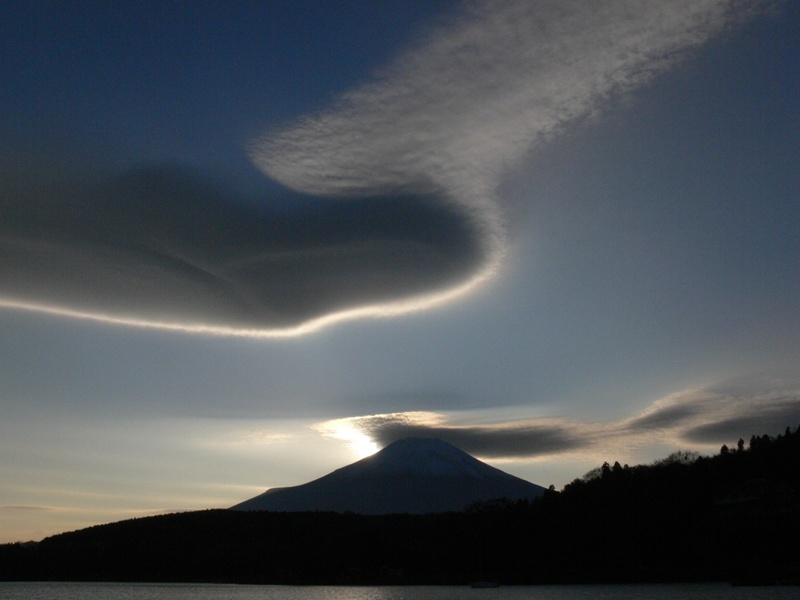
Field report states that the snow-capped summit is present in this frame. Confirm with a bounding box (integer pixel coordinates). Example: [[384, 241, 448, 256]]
[[348, 437, 511, 478], [231, 437, 545, 514]]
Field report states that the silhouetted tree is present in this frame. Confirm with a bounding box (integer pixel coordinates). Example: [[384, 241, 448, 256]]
[[581, 466, 602, 482], [654, 450, 700, 466], [3, 425, 798, 585]]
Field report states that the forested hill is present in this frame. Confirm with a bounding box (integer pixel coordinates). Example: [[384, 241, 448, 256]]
[[2, 427, 798, 585]]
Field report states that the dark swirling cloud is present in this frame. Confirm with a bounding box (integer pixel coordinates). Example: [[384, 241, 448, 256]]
[[0, 166, 481, 334], [1, 1, 771, 334]]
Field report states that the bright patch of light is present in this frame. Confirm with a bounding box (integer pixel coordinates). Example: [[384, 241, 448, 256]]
[[315, 411, 448, 458], [314, 419, 380, 458]]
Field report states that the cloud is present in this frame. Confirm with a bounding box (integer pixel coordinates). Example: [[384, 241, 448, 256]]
[[685, 413, 799, 443], [366, 419, 581, 458], [627, 403, 703, 430], [623, 379, 800, 444], [318, 411, 601, 459], [679, 395, 800, 444], [0, 166, 481, 335], [1, 0, 770, 334], [0, 505, 54, 513], [252, 0, 770, 286], [321, 375, 800, 460]]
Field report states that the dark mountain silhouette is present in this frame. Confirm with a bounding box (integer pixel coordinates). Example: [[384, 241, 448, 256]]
[[1, 427, 798, 585], [231, 437, 545, 513]]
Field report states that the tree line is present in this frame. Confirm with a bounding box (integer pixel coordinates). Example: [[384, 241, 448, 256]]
[[1, 426, 798, 585]]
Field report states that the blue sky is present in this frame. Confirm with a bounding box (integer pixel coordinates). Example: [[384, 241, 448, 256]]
[[1, 0, 798, 543]]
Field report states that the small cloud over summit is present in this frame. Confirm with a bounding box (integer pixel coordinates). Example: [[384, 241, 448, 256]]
[[324, 376, 800, 461]]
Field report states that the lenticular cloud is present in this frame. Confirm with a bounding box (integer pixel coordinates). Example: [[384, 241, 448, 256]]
[[1, 0, 767, 335], [251, 0, 768, 288]]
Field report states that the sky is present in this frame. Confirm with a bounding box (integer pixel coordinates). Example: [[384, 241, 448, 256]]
[[1, 0, 798, 543]]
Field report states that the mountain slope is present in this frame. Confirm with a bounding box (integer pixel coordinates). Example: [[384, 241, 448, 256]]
[[231, 437, 545, 514]]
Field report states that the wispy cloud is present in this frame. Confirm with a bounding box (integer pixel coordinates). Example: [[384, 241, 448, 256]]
[[0, 505, 54, 512], [1, 0, 770, 334], [320, 376, 800, 460], [253, 0, 770, 298]]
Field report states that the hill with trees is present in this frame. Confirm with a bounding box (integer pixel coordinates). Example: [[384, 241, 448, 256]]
[[1, 426, 798, 585]]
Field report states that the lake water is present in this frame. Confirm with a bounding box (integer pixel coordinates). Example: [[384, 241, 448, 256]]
[[0, 582, 796, 600]]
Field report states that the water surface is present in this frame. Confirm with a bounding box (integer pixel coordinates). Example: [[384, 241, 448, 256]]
[[0, 582, 796, 600]]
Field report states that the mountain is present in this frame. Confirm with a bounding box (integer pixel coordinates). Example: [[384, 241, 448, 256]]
[[3, 428, 798, 584], [230, 437, 545, 514]]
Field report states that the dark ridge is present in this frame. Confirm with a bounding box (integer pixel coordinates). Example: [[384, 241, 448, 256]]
[[1, 426, 798, 585]]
